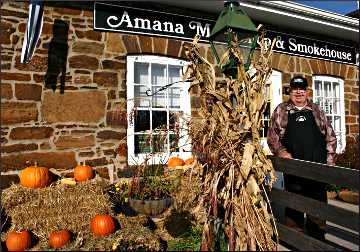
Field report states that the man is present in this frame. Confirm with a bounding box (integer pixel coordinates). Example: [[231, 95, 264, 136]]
[[267, 75, 337, 241]]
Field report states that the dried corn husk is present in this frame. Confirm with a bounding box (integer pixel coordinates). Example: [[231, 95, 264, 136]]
[[177, 27, 278, 251]]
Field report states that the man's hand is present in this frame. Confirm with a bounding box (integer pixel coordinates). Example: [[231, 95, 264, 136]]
[[278, 150, 293, 159]]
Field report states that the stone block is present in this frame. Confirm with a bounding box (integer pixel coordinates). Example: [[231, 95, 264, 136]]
[[350, 101, 359, 115], [339, 64, 348, 78], [14, 55, 48, 72], [93, 72, 118, 87], [0, 9, 27, 18], [85, 157, 108, 167], [1, 151, 77, 171], [41, 90, 106, 123], [106, 33, 126, 53], [95, 167, 110, 179], [74, 75, 91, 84], [102, 60, 125, 70], [167, 39, 182, 58], [72, 41, 104, 55], [139, 35, 153, 53], [347, 66, 356, 80], [10, 126, 54, 140], [1, 83, 12, 99], [97, 130, 126, 140], [1, 143, 38, 153], [53, 7, 81, 15], [75, 30, 102, 41], [15, 83, 42, 101], [1, 102, 38, 125], [0, 21, 15, 44], [69, 55, 99, 70], [271, 53, 281, 70], [1, 72, 31, 81], [278, 54, 289, 71], [55, 135, 95, 149], [300, 58, 312, 74], [122, 35, 140, 53], [106, 111, 127, 127]]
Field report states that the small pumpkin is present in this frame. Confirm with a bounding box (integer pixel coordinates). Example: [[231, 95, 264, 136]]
[[6, 230, 32, 251], [49, 230, 71, 249], [74, 164, 94, 182], [90, 214, 116, 237], [167, 157, 185, 168], [19, 165, 50, 188], [185, 157, 195, 165]]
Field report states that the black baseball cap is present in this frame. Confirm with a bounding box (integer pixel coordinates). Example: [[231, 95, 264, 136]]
[[290, 76, 308, 89]]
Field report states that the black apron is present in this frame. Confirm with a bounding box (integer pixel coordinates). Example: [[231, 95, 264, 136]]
[[281, 109, 327, 240], [282, 109, 327, 163]]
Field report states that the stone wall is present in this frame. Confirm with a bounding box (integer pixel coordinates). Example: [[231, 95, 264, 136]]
[[1, 2, 358, 188]]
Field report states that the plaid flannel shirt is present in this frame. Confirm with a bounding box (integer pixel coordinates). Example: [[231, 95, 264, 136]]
[[267, 99, 337, 165]]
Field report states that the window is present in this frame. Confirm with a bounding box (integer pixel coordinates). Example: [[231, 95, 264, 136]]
[[260, 70, 282, 153], [313, 76, 345, 153], [127, 56, 191, 165]]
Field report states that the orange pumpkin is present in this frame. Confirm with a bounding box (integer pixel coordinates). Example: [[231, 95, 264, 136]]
[[19, 165, 50, 188], [168, 157, 185, 168], [6, 230, 32, 251], [90, 214, 116, 237], [185, 157, 195, 165], [74, 164, 94, 182], [49, 230, 71, 249]]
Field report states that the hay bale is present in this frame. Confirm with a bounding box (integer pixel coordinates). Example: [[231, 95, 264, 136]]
[[1, 177, 112, 239]]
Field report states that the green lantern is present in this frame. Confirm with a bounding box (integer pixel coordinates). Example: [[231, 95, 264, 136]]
[[209, 1, 258, 78]]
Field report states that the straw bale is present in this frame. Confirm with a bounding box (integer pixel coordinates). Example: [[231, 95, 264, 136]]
[[1, 177, 112, 239]]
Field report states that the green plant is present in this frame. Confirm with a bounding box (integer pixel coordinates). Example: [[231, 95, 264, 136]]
[[107, 180, 130, 206], [336, 136, 359, 170], [167, 226, 202, 251], [129, 176, 176, 200]]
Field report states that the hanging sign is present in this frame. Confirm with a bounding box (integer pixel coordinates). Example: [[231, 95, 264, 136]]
[[94, 2, 357, 65]]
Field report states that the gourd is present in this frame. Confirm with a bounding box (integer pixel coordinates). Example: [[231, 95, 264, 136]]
[[19, 164, 50, 188], [49, 230, 71, 249], [74, 164, 94, 182], [167, 157, 185, 168], [185, 157, 195, 165], [6, 230, 32, 251], [90, 214, 116, 237]]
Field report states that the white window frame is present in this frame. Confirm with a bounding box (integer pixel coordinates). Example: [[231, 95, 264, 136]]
[[260, 70, 282, 153], [312, 75, 346, 153], [126, 55, 192, 165]]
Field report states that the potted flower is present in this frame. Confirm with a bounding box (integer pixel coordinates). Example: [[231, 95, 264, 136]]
[[127, 175, 176, 216]]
